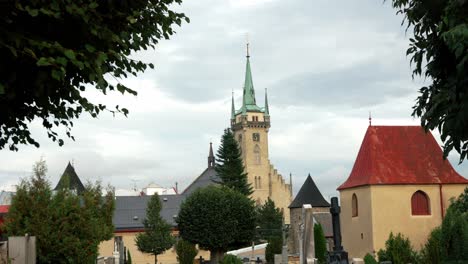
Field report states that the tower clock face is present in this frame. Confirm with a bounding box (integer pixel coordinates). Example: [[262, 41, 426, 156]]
[[253, 133, 260, 142]]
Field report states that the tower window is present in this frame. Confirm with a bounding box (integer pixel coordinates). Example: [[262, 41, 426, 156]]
[[254, 145, 261, 165], [254, 176, 258, 189], [352, 193, 358, 217], [252, 116, 259, 122], [411, 190, 430, 215], [258, 176, 261, 189]]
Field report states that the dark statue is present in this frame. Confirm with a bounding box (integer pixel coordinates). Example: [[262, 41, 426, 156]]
[[327, 197, 349, 264]]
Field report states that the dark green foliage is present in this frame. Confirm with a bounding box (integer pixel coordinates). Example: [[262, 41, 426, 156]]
[[4, 159, 115, 263], [256, 198, 283, 241], [363, 253, 378, 264], [439, 188, 468, 262], [265, 236, 282, 264], [127, 249, 132, 264], [389, 0, 468, 162], [0, 0, 189, 151], [420, 227, 442, 264], [135, 193, 175, 264], [220, 254, 243, 264], [377, 232, 418, 264], [176, 239, 198, 264], [177, 186, 256, 263], [215, 128, 253, 196], [314, 223, 327, 264]]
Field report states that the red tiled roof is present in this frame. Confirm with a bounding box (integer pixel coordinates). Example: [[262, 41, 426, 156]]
[[0, 205, 9, 214], [338, 126, 468, 190]]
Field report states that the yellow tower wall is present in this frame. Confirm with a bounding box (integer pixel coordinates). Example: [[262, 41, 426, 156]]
[[233, 112, 292, 223]]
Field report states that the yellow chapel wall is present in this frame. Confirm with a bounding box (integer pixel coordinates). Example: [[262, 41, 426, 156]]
[[340, 186, 374, 259], [340, 184, 467, 259], [99, 232, 210, 264]]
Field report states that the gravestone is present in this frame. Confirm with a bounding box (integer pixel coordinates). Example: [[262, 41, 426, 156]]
[[327, 197, 348, 264]]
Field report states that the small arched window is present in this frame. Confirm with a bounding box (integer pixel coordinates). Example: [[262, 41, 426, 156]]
[[258, 176, 261, 189], [352, 193, 358, 217], [254, 176, 258, 189], [411, 190, 430, 215]]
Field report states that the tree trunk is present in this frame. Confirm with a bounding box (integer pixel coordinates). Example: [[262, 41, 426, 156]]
[[210, 249, 224, 264], [154, 254, 158, 264]]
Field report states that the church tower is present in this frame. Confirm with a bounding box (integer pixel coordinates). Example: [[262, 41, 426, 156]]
[[231, 43, 292, 222]]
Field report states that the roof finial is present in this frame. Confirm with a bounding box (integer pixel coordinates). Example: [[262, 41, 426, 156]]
[[369, 111, 372, 126], [264, 88, 270, 116], [231, 90, 235, 120], [246, 33, 250, 58]]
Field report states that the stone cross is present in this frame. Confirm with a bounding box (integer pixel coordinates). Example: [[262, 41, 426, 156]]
[[328, 197, 349, 264]]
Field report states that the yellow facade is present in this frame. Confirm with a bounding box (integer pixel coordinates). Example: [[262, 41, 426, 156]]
[[340, 184, 467, 259], [99, 232, 210, 264], [232, 111, 292, 223]]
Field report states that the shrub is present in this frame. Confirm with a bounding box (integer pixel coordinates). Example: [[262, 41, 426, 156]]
[[220, 254, 242, 264], [420, 227, 442, 264], [127, 249, 132, 264], [314, 223, 327, 264], [377, 232, 418, 264], [265, 236, 282, 263], [363, 253, 378, 264], [176, 239, 198, 264]]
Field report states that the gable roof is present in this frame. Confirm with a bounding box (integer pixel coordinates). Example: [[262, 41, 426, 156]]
[[113, 195, 183, 231], [181, 167, 219, 197], [338, 126, 468, 190], [0, 205, 9, 214], [289, 175, 330, 208], [54, 162, 85, 194]]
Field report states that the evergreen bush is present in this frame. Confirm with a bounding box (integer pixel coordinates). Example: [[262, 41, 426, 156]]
[[313, 223, 327, 264], [420, 227, 442, 264], [127, 249, 132, 264], [377, 232, 418, 264], [220, 254, 243, 264], [363, 253, 378, 264], [265, 236, 282, 263], [176, 239, 198, 264]]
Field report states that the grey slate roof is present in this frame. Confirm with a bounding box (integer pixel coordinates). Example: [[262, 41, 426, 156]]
[[54, 162, 85, 194], [114, 165, 220, 231], [181, 167, 219, 197], [113, 195, 184, 231], [289, 175, 330, 208]]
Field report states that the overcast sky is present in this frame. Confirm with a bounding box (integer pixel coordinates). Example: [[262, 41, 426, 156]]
[[1, 0, 467, 200]]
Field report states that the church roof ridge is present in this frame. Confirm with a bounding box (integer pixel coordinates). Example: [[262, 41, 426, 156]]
[[337, 126, 468, 190]]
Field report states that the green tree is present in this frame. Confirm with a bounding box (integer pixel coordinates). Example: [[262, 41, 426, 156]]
[[0, 0, 189, 151], [265, 236, 282, 264], [135, 193, 175, 264], [175, 239, 198, 264], [314, 223, 327, 264], [255, 198, 283, 241], [127, 249, 133, 264], [389, 0, 468, 162], [439, 187, 468, 262], [4, 159, 115, 263], [177, 186, 256, 264], [420, 227, 442, 264], [220, 254, 243, 264], [363, 253, 378, 264], [377, 232, 418, 264], [215, 128, 253, 196]]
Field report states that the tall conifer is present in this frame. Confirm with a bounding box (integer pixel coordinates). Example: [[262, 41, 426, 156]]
[[215, 128, 253, 196], [135, 193, 175, 264]]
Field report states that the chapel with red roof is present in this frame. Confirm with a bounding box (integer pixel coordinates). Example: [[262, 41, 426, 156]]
[[338, 125, 468, 259]]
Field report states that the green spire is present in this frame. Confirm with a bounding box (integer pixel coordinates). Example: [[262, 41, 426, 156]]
[[242, 55, 257, 107], [231, 92, 235, 119], [264, 88, 270, 116]]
